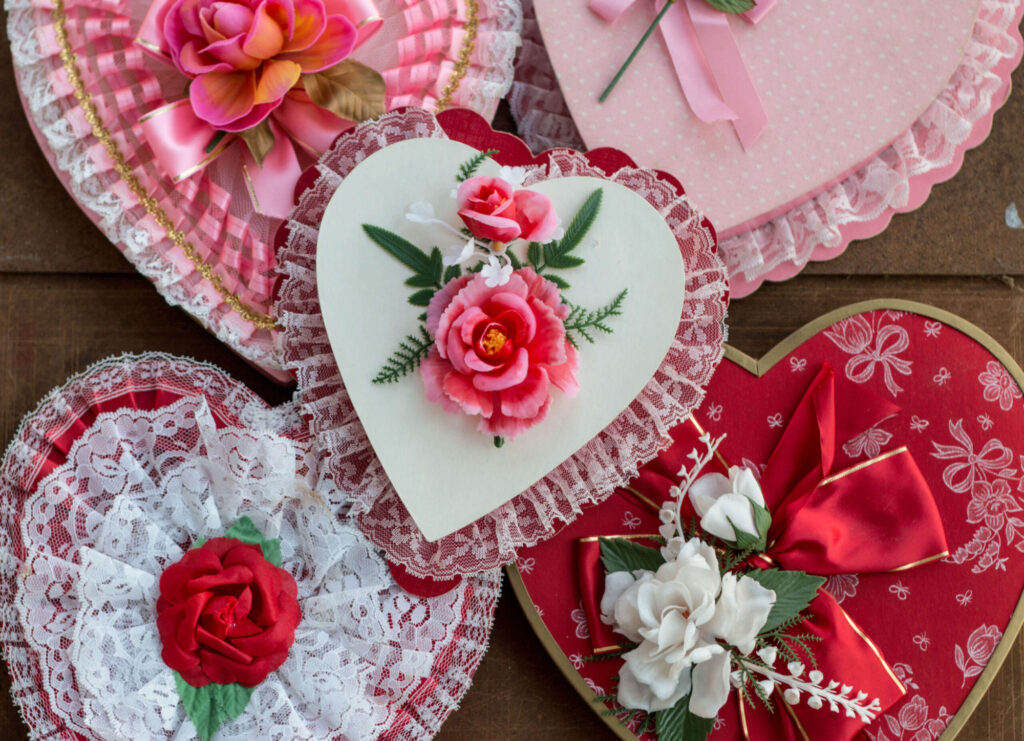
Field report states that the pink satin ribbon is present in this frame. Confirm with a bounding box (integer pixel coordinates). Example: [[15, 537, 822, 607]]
[[134, 0, 382, 218], [590, 0, 775, 150]]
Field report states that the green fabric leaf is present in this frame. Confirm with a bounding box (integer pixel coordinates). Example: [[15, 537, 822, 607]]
[[373, 325, 434, 384], [542, 252, 586, 269], [507, 250, 523, 270], [224, 516, 283, 567], [456, 148, 499, 182], [442, 265, 462, 284], [363, 224, 433, 275], [745, 568, 825, 632], [705, 0, 755, 13], [408, 289, 435, 307], [655, 694, 715, 741], [174, 672, 255, 741], [405, 273, 438, 288], [527, 241, 543, 268], [545, 273, 571, 290], [429, 247, 443, 283], [557, 188, 603, 256], [599, 537, 665, 574]]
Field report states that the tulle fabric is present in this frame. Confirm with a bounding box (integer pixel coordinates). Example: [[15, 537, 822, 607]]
[[0, 352, 501, 740], [5, 0, 522, 372], [275, 109, 729, 580], [509, 0, 1023, 297]]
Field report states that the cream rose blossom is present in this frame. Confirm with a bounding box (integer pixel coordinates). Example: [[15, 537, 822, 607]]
[[688, 465, 768, 543], [600, 538, 776, 717]]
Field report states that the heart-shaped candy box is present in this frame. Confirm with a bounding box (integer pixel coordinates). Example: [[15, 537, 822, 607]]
[[511, 301, 1024, 739]]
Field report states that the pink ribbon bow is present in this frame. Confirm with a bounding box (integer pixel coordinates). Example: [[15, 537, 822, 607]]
[[134, 0, 383, 218], [589, 0, 775, 150]]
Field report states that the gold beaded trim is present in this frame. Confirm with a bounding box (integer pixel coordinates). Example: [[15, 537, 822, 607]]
[[51, 0, 480, 330], [434, 0, 479, 112]]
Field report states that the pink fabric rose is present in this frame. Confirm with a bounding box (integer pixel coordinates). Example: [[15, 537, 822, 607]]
[[420, 268, 579, 439], [456, 177, 559, 244], [161, 0, 358, 131]]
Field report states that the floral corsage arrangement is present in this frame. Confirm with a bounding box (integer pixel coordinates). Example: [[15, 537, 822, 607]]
[[596, 433, 882, 739], [363, 151, 629, 445], [157, 517, 300, 740], [136, 0, 386, 214]]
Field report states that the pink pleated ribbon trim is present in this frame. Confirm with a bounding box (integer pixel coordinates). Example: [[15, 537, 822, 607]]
[[133, 0, 383, 218], [589, 0, 775, 150]]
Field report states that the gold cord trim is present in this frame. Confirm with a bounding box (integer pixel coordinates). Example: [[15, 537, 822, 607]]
[[433, 0, 479, 112], [52, 0, 283, 331]]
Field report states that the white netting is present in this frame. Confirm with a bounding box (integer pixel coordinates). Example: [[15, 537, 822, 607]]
[[276, 109, 728, 580], [509, 0, 1023, 295], [0, 353, 501, 741]]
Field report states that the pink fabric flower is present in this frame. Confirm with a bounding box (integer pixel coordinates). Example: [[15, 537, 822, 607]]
[[456, 177, 559, 244], [512, 189, 559, 242], [161, 0, 358, 131], [421, 268, 579, 439]]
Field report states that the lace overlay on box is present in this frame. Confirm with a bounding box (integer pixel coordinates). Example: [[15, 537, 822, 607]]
[[509, 0, 1022, 296], [0, 353, 501, 741], [4, 0, 523, 370], [276, 110, 728, 579]]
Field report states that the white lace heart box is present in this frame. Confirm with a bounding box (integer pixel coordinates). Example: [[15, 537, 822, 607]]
[[317, 138, 687, 541], [532, 0, 979, 234]]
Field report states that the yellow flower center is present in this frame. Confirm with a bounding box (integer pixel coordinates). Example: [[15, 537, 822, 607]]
[[480, 326, 509, 357]]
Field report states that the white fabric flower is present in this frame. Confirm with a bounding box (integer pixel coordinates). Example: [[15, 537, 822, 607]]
[[600, 537, 777, 719], [480, 255, 513, 287], [600, 538, 724, 712], [498, 165, 529, 188], [405, 200, 436, 223], [704, 572, 776, 655], [688, 466, 767, 542], [443, 237, 477, 267]]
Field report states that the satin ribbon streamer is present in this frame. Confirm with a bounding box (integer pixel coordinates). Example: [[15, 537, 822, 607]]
[[134, 0, 383, 218], [577, 364, 950, 738], [589, 0, 775, 150]]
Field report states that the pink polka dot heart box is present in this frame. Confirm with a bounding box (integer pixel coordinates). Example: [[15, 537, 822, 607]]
[[511, 301, 1024, 740], [511, 0, 1024, 296]]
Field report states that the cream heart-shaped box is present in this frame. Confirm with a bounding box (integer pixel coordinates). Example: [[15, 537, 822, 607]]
[[532, 0, 979, 234], [317, 138, 687, 542]]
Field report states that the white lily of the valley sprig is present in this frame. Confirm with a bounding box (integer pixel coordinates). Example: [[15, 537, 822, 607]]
[[730, 659, 883, 723], [658, 431, 726, 561], [406, 200, 518, 279]]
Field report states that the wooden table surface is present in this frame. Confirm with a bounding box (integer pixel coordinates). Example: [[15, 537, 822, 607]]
[[2, 13, 1024, 739]]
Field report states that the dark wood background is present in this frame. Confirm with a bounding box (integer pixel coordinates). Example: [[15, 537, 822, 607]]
[[1, 13, 1023, 739]]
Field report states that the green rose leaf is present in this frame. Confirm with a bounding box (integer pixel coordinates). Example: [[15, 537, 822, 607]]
[[745, 568, 825, 632], [704, 0, 755, 13], [224, 515, 283, 568], [599, 536, 665, 574], [655, 692, 716, 741], [174, 672, 254, 741]]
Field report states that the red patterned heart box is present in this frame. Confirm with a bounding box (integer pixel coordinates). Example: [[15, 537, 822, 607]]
[[510, 301, 1024, 740]]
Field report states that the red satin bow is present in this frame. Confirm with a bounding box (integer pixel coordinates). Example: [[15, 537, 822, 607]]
[[578, 363, 949, 739]]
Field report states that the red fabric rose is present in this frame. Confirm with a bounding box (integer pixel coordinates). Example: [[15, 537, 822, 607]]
[[156, 537, 300, 687], [420, 267, 579, 439], [456, 176, 559, 244]]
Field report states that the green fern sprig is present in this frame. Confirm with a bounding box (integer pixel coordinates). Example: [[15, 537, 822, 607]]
[[372, 325, 434, 384], [456, 149, 499, 182], [564, 289, 628, 348]]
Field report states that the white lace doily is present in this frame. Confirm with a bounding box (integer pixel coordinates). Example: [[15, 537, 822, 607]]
[[509, 0, 1023, 297], [0, 353, 501, 741], [276, 109, 729, 581]]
